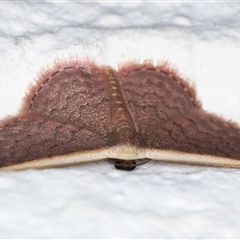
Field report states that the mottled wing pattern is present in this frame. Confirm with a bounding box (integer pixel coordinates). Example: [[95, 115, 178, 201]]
[[26, 64, 110, 137], [0, 116, 107, 168], [118, 64, 240, 160], [0, 63, 110, 168], [118, 64, 198, 141], [146, 111, 240, 160]]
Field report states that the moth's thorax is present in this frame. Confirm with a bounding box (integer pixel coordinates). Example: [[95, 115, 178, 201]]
[[104, 66, 138, 146]]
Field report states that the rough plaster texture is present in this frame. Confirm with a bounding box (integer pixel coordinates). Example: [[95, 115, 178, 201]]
[[1, 1, 240, 238]]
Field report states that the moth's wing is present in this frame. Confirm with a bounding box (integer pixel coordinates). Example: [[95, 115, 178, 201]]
[[0, 116, 108, 170], [118, 64, 240, 167], [144, 111, 240, 166], [24, 64, 110, 137], [0, 63, 110, 170], [118, 64, 199, 141]]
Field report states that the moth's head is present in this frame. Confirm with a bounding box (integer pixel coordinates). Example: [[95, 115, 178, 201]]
[[106, 159, 149, 171]]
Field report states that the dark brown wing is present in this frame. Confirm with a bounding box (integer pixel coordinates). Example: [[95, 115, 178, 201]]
[[118, 63, 240, 161], [0, 62, 110, 169], [0, 116, 107, 168], [118, 63, 199, 139], [145, 111, 240, 160], [24, 63, 110, 138]]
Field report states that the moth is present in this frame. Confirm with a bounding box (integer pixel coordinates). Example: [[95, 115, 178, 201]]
[[0, 60, 240, 171]]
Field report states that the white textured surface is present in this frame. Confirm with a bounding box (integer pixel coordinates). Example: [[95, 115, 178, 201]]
[[1, 2, 240, 238]]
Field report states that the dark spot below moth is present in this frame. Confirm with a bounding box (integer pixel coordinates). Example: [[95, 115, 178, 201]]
[[111, 159, 137, 171], [1, 60, 240, 171]]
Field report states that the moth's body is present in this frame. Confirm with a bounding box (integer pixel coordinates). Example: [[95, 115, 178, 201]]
[[105, 66, 143, 170], [1, 61, 240, 171]]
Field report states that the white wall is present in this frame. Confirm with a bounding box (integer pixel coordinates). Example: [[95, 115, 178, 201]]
[[1, 2, 240, 238]]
